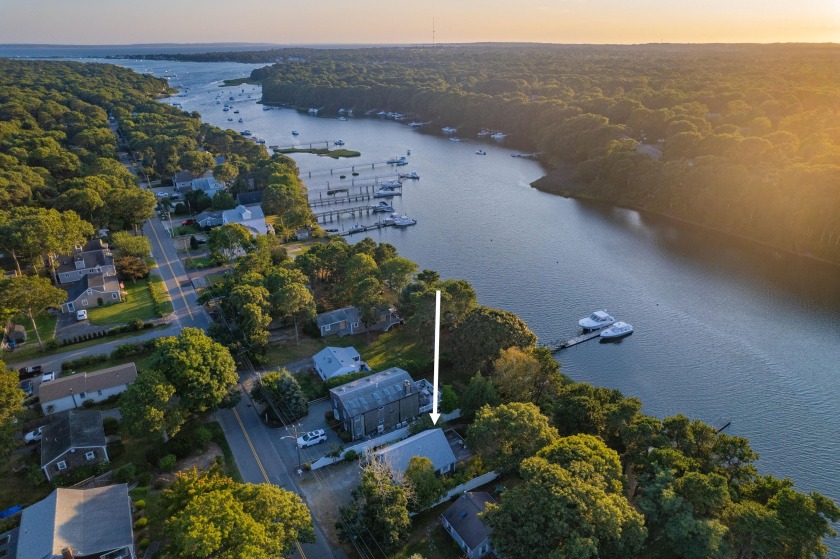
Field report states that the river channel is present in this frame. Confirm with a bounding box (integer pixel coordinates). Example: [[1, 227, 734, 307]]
[[105, 59, 840, 550]]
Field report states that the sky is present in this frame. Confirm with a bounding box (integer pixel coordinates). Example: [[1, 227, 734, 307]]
[[1, 0, 838, 45]]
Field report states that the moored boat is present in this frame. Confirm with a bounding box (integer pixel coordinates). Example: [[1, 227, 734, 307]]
[[600, 321, 633, 339], [374, 187, 401, 198], [491, 132, 507, 140], [292, 130, 299, 136], [371, 201, 395, 213], [334, 139, 345, 146], [378, 179, 402, 188], [476, 149, 487, 155], [442, 127, 457, 134], [578, 310, 615, 330], [348, 224, 365, 234], [393, 214, 417, 227], [398, 171, 420, 180]]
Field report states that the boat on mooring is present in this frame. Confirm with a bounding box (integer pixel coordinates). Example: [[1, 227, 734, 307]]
[[398, 171, 420, 180], [371, 201, 395, 213], [476, 149, 487, 155], [393, 214, 418, 227], [378, 179, 402, 188], [579, 310, 616, 330], [600, 321, 633, 339], [292, 130, 300, 136], [374, 187, 401, 198]]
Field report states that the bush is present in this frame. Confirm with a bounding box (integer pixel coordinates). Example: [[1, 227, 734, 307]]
[[158, 454, 177, 472], [130, 318, 145, 331], [134, 499, 146, 510], [344, 450, 359, 462], [81, 399, 96, 408], [26, 464, 46, 486], [134, 517, 148, 529], [139, 538, 150, 550], [130, 487, 150, 499], [194, 426, 213, 451], [110, 339, 157, 359], [44, 339, 59, 350], [114, 463, 136, 483], [148, 275, 174, 316], [107, 441, 126, 460], [61, 354, 109, 372], [137, 471, 152, 486]]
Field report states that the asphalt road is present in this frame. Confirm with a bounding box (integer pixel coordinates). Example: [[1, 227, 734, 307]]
[[216, 386, 342, 559], [143, 217, 210, 332]]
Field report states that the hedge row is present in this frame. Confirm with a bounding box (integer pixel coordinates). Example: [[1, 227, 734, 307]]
[[148, 275, 174, 316]]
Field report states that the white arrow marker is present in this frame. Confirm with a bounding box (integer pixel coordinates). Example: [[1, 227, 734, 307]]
[[430, 289, 442, 425]]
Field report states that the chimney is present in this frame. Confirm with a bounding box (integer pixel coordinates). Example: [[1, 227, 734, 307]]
[[62, 548, 74, 559], [403, 380, 410, 396]]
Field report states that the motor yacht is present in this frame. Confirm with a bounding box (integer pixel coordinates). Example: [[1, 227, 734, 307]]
[[578, 310, 616, 330]]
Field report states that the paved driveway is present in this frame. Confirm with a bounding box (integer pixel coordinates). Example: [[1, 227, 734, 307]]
[[55, 312, 108, 342]]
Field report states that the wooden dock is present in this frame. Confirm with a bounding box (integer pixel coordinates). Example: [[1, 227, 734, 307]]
[[306, 174, 401, 193], [313, 204, 376, 222], [544, 327, 609, 353], [300, 159, 405, 179], [339, 222, 396, 236]]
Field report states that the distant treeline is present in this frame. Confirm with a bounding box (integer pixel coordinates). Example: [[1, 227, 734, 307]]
[[218, 43, 839, 264]]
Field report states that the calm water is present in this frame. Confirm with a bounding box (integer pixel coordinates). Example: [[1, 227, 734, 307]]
[[97, 59, 840, 551]]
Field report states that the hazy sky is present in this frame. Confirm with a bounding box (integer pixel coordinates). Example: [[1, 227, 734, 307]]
[[1, 0, 838, 44]]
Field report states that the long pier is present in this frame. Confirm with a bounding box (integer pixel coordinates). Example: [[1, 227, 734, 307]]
[[313, 204, 376, 222], [339, 222, 396, 236], [306, 174, 401, 194], [300, 159, 407, 179], [309, 191, 374, 208], [271, 140, 334, 151], [544, 327, 609, 353]]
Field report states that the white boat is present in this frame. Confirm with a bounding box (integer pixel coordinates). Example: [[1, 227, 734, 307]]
[[227, 117, 233, 121], [491, 132, 507, 140], [223, 107, 229, 112], [241, 130, 252, 136], [442, 127, 457, 134], [393, 214, 417, 227], [292, 130, 299, 136], [477, 129, 491, 136], [334, 139, 345, 146], [338, 117, 347, 121], [348, 224, 365, 234], [378, 179, 402, 188], [398, 171, 419, 180], [371, 201, 394, 213], [387, 155, 408, 165], [449, 137, 461, 142], [476, 149, 487, 155], [600, 321, 633, 339], [408, 121, 423, 127], [374, 187, 401, 198], [578, 310, 616, 330]]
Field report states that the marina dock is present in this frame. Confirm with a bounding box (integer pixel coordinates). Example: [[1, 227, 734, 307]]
[[299, 159, 407, 178], [313, 204, 377, 222]]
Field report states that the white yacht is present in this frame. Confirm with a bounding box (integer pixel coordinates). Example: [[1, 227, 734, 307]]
[[449, 137, 461, 142], [393, 214, 417, 227], [374, 187, 401, 198], [491, 132, 508, 140], [348, 224, 365, 234], [578, 310, 616, 330], [378, 179, 402, 188], [398, 171, 420, 180], [387, 155, 409, 165], [372, 201, 395, 213], [600, 322, 634, 339], [442, 127, 457, 134]]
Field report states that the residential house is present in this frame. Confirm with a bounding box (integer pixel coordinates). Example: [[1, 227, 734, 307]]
[[194, 209, 224, 229], [40, 410, 108, 482], [61, 272, 122, 314], [315, 306, 401, 338], [313, 346, 368, 381], [315, 307, 364, 337], [39, 363, 138, 415], [191, 176, 225, 198], [236, 190, 263, 206], [294, 227, 310, 240], [373, 428, 456, 475], [222, 204, 268, 235], [56, 239, 115, 284], [441, 492, 497, 559], [173, 169, 206, 193], [330, 367, 434, 441], [17, 484, 136, 559]]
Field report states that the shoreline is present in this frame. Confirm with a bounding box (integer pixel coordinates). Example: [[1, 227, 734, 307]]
[[530, 169, 840, 270]]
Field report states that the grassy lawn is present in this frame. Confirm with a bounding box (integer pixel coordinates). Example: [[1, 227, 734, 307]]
[[0, 451, 53, 512], [362, 327, 430, 371], [12, 312, 58, 350], [172, 224, 201, 236], [393, 501, 465, 559], [263, 333, 363, 368], [276, 147, 361, 159], [88, 278, 157, 326], [295, 370, 326, 401], [148, 275, 174, 315]]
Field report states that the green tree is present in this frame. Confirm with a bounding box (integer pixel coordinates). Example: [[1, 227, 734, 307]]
[[163, 465, 314, 559], [538, 433, 625, 493], [467, 402, 559, 473], [213, 162, 239, 184], [119, 369, 184, 441], [106, 188, 156, 232], [440, 384, 458, 414], [338, 460, 411, 553], [179, 150, 215, 176], [484, 456, 647, 559], [378, 257, 417, 293], [416, 269, 440, 285], [115, 255, 149, 283], [110, 230, 151, 259], [452, 306, 537, 372], [268, 274, 316, 345], [460, 371, 500, 421], [0, 275, 66, 349], [208, 223, 253, 270], [404, 456, 445, 512], [0, 360, 25, 459], [150, 328, 238, 414], [253, 369, 308, 420], [211, 190, 237, 210]]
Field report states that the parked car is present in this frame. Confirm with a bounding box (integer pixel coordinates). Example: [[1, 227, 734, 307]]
[[41, 372, 55, 383], [20, 380, 33, 395], [18, 365, 42, 380], [156, 191, 169, 198], [76, 309, 87, 321], [182, 219, 196, 226], [297, 429, 328, 448], [23, 426, 43, 444]]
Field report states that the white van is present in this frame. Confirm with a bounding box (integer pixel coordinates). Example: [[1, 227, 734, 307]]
[[76, 309, 88, 321]]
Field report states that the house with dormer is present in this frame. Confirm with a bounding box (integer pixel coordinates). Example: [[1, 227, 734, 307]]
[[222, 204, 268, 235], [61, 272, 122, 313], [56, 239, 115, 284], [40, 410, 108, 482]]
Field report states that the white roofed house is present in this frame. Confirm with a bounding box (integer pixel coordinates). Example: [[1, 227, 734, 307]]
[[16, 484, 136, 559], [191, 176, 226, 198], [313, 346, 369, 381], [373, 428, 457, 476], [222, 204, 268, 235]]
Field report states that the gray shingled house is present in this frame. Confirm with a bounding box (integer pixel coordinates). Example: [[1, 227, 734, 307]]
[[61, 272, 122, 313], [17, 484, 136, 559], [330, 367, 434, 441], [56, 239, 115, 285], [40, 410, 108, 481], [315, 305, 402, 337], [373, 428, 457, 475], [441, 492, 497, 559]]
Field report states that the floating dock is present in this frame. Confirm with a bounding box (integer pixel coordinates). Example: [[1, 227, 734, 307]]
[[544, 327, 609, 353]]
